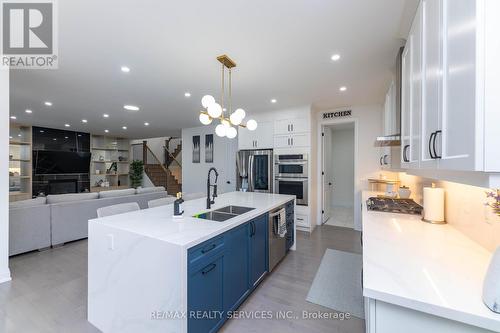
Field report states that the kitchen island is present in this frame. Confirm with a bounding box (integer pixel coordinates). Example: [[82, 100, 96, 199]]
[[87, 191, 296, 333]]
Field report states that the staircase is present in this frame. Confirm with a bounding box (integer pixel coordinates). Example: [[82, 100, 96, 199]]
[[131, 139, 182, 196], [144, 164, 181, 194]]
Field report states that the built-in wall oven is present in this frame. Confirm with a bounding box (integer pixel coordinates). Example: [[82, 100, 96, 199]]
[[274, 154, 308, 206]]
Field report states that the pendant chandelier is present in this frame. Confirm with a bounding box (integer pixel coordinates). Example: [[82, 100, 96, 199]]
[[199, 54, 257, 138]]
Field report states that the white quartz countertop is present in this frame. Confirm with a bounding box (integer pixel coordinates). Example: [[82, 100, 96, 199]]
[[89, 191, 295, 249], [362, 191, 500, 332]]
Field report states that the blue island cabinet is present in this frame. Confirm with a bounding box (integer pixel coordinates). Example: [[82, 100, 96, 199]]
[[187, 213, 269, 333]]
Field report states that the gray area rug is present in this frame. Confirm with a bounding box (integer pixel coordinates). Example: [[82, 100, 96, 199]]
[[306, 248, 364, 319]]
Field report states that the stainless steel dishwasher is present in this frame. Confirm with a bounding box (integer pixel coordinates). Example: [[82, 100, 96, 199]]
[[268, 206, 286, 271]]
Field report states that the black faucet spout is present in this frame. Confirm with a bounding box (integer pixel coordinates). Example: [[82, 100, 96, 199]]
[[206, 167, 219, 209]]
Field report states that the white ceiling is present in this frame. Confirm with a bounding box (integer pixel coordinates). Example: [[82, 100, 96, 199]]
[[10, 0, 418, 139]]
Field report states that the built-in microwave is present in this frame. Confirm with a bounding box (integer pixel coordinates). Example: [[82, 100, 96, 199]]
[[274, 154, 308, 178], [274, 177, 308, 206]]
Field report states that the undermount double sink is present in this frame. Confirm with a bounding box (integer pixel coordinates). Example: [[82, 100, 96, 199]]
[[194, 205, 255, 222]]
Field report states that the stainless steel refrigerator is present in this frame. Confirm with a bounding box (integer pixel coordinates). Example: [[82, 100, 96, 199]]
[[236, 149, 273, 193]]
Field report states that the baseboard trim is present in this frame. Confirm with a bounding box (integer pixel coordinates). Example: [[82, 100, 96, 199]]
[[0, 269, 12, 284]]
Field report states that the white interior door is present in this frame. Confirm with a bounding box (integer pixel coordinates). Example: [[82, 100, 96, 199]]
[[322, 127, 333, 223]]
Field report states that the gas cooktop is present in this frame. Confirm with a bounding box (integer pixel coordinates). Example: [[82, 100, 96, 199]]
[[366, 197, 423, 215]]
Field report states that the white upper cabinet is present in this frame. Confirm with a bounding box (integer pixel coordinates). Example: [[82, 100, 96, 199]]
[[238, 121, 273, 150], [402, 0, 500, 173], [274, 118, 309, 135], [401, 2, 422, 169]]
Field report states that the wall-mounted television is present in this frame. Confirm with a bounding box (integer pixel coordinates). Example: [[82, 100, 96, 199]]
[[34, 150, 91, 175]]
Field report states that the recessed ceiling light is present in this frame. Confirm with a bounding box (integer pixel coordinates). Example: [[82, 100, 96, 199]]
[[64, 124, 70, 127], [103, 114, 109, 118], [25, 109, 32, 114], [144, 122, 149, 126], [44, 101, 53, 106], [339, 86, 347, 92], [271, 99, 277, 103], [10, 116, 16, 120], [123, 105, 140, 111], [121, 66, 130, 73], [331, 54, 341, 61], [82, 119, 88, 123], [184, 92, 191, 97], [122, 126, 127, 130], [104, 129, 109, 133]]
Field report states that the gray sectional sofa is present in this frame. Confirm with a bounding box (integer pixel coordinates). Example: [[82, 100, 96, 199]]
[[9, 187, 169, 256]]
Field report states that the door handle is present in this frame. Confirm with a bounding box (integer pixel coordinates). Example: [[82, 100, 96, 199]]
[[429, 132, 437, 159], [433, 130, 442, 159]]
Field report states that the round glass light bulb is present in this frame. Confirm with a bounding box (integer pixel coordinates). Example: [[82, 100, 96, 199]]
[[234, 108, 246, 119], [246, 119, 258, 131], [199, 113, 212, 125], [201, 95, 216, 108], [207, 103, 222, 118], [215, 124, 227, 137], [229, 112, 242, 126], [221, 119, 231, 127], [226, 127, 237, 139]]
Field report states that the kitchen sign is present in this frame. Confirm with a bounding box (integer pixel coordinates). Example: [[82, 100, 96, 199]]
[[322, 110, 352, 119]]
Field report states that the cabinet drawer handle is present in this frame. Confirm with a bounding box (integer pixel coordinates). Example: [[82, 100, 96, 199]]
[[202, 263, 217, 275], [433, 130, 442, 159], [201, 243, 216, 254], [379, 156, 383, 166], [403, 145, 410, 162], [297, 217, 304, 221], [429, 132, 437, 159], [383, 154, 388, 165]]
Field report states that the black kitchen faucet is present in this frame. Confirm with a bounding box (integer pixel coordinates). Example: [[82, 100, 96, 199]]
[[206, 167, 219, 209]]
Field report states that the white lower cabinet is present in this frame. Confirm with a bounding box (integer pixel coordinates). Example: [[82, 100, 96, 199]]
[[365, 299, 494, 333]]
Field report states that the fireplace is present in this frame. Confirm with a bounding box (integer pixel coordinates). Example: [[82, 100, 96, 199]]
[[48, 179, 78, 194]]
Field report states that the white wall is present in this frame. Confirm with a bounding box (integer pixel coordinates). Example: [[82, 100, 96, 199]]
[[0, 68, 11, 283], [181, 125, 237, 195], [313, 105, 384, 230], [330, 127, 355, 207]]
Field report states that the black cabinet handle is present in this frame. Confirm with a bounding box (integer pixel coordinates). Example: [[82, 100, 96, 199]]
[[202, 263, 216, 275], [403, 145, 410, 162], [429, 131, 437, 159], [383, 154, 388, 165], [379, 156, 383, 166], [249, 221, 255, 237], [201, 243, 216, 254], [433, 130, 442, 159]]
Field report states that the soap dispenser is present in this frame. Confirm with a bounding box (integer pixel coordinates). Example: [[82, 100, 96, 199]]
[[173, 192, 184, 218]]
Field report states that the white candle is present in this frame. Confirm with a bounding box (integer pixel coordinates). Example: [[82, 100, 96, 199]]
[[423, 185, 446, 223]]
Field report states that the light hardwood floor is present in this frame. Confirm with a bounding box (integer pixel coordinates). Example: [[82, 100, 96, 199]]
[[0, 225, 364, 333]]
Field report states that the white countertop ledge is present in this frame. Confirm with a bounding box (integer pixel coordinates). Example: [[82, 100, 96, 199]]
[[89, 191, 295, 249], [362, 191, 500, 332]]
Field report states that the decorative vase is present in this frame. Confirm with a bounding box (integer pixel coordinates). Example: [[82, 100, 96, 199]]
[[483, 246, 500, 313]]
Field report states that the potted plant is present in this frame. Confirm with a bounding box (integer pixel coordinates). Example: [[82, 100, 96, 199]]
[[129, 160, 144, 188]]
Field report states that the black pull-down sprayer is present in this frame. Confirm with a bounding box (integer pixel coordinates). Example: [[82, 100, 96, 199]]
[[206, 167, 219, 209]]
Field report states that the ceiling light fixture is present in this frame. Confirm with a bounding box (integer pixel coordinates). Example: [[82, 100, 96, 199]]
[[10, 116, 16, 120], [339, 86, 347, 92], [184, 92, 191, 97], [82, 119, 88, 123], [124, 105, 140, 111], [103, 114, 109, 118], [122, 126, 127, 130], [25, 109, 32, 114], [199, 54, 257, 138], [44, 101, 53, 106], [331, 54, 341, 61], [144, 122, 149, 126], [104, 129, 109, 133], [121, 66, 130, 73], [64, 124, 70, 127], [271, 99, 277, 104]]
